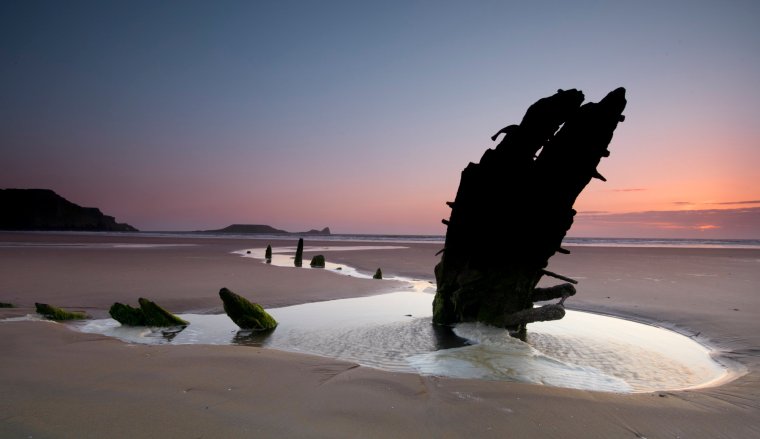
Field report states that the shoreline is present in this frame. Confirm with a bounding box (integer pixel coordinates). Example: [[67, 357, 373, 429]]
[[4, 229, 760, 249], [237, 242, 750, 383], [1, 234, 755, 374], [1, 232, 759, 437]]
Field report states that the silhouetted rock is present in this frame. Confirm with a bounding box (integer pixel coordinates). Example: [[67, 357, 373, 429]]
[[0, 189, 137, 231], [433, 88, 626, 339], [0, 302, 13, 308], [310, 254, 326, 268], [205, 224, 288, 234], [35, 302, 88, 320], [265, 244, 272, 263], [201, 224, 331, 235], [303, 227, 331, 235], [373, 268, 383, 279], [294, 238, 304, 267], [219, 287, 277, 331]]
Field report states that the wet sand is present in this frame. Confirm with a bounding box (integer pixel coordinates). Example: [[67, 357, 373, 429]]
[[1, 232, 759, 438]]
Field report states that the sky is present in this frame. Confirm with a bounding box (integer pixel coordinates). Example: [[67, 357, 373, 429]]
[[1, 0, 759, 238]]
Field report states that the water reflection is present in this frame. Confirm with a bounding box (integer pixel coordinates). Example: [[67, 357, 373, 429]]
[[159, 325, 186, 341], [232, 328, 275, 347]]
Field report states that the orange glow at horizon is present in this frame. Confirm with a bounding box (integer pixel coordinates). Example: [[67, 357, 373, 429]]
[[2, 2, 759, 239]]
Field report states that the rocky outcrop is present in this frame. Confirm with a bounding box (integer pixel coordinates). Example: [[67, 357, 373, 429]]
[[265, 245, 273, 263], [302, 227, 331, 235], [0, 189, 136, 231], [35, 303, 88, 320], [219, 287, 277, 331], [202, 224, 331, 235], [433, 88, 626, 339], [373, 268, 383, 279]]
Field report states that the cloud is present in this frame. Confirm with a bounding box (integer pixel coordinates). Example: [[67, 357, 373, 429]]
[[610, 188, 647, 192], [672, 200, 760, 207], [573, 207, 760, 239], [712, 200, 760, 205]]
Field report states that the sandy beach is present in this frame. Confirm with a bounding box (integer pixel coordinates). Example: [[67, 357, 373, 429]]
[[1, 232, 759, 438]]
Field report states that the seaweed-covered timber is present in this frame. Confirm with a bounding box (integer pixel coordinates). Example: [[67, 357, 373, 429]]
[[373, 268, 383, 279], [265, 245, 273, 263], [137, 298, 188, 326], [294, 238, 304, 267], [35, 303, 88, 320], [433, 88, 626, 339], [219, 287, 278, 331], [310, 254, 326, 268], [108, 298, 188, 327], [109, 303, 147, 326]]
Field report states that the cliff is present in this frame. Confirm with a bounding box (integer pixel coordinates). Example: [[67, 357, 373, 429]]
[[0, 189, 137, 232]]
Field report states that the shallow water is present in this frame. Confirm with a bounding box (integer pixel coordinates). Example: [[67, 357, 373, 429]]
[[76, 291, 731, 393], [234, 245, 412, 281], [53, 245, 736, 393]]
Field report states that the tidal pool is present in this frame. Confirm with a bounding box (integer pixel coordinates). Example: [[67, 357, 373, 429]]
[[233, 245, 412, 281], [66, 245, 739, 393], [76, 290, 733, 393]]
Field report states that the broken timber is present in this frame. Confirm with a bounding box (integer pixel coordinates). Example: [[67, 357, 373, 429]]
[[433, 88, 627, 338]]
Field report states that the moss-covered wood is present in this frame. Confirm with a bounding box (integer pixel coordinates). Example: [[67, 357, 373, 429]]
[[434, 88, 626, 338], [35, 302, 88, 320], [265, 244, 272, 263], [108, 299, 187, 326], [219, 287, 278, 331], [109, 302, 147, 326], [294, 238, 304, 267], [137, 297, 189, 326], [310, 254, 325, 268], [373, 268, 382, 279]]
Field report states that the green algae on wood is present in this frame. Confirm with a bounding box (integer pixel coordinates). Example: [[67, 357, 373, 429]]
[[373, 268, 383, 279], [109, 302, 147, 326], [310, 254, 326, 268], [137, 297, 189, 327], [294, 238, 304, 267], [219, 287, 278, 331], [108, 299, 187, 327], [35, 302, 88, 320]]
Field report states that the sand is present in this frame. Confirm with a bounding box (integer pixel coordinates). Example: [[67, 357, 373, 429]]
[[1, 232, 759, 438]]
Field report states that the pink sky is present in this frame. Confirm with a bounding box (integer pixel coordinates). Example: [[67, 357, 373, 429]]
[[2, 2, 759, 238]]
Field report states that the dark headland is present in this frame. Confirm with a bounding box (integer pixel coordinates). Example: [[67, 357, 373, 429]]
[[201, 224, 331, 235], [0, 189, 137, 232]]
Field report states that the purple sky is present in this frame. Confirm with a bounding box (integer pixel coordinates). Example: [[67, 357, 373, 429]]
[[2, 1, 759, 237]]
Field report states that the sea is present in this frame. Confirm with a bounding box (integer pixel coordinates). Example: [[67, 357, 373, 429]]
[[27, 230, 759, 249]]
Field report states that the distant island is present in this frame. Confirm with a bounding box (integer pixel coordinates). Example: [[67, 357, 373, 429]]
[[202, 224, 331, 235], [0, 189, 137, 232]]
